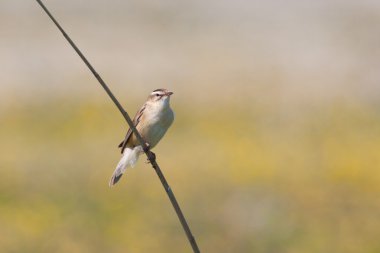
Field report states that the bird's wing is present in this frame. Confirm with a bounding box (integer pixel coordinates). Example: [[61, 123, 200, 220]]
[[118, 103, 146, 154]]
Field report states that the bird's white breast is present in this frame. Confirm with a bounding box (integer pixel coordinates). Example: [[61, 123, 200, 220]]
[[142, 100, 174, 148]]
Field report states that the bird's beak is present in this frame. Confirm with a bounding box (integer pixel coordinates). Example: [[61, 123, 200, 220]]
[[166, 91, 174, 96]]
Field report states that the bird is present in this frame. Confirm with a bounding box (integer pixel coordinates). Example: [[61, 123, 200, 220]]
[[109, 88, 174, 186]]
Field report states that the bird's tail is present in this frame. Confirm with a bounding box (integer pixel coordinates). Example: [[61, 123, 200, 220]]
[[109, 146, 142, 186]]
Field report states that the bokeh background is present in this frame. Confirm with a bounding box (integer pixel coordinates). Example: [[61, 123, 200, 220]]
[[1, 0, 380, 252]]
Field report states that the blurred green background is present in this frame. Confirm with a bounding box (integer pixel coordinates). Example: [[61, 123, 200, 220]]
[[1, 0, 380, 252]]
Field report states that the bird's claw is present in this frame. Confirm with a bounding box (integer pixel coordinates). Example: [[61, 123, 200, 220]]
[[146, 151, 156, 164], [142, 142, 156, 163]]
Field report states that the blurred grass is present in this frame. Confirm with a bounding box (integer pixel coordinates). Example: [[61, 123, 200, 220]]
[[0, 97, 379, 253], [1, 0, 380, 252]]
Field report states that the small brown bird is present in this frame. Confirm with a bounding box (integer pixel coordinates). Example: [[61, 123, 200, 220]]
[[109, 89, 174, 186]]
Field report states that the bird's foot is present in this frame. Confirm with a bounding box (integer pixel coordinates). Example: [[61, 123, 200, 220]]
[[142, 142, 156, 164], [146, 151, 156, 164]]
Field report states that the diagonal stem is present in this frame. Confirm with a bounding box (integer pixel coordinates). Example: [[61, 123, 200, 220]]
[[35, 1, 200, 252]]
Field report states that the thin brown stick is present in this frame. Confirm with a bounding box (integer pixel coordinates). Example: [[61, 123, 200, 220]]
[[35, 1, 200, 252]]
